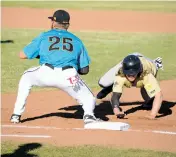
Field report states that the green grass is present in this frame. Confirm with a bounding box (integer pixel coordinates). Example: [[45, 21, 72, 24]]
[[1, 28, 176, 93], [2, 1, 176, 12], [1, 141, 176, 157]]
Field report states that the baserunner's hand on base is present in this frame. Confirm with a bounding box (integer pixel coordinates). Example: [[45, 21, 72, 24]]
[[113, 107, 126, 119]]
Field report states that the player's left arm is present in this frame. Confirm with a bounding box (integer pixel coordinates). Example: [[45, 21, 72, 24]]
[[78, 43, 91, 75], [19, 33, 43, 60], [151, 91, 163, 118], [144, 74, 163, 119]]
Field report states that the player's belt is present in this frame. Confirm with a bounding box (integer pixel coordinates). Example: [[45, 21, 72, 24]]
[[45, 63, 73, 71], [62, 66, 73, 70]]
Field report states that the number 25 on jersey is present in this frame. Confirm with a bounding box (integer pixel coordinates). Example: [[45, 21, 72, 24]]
[[49, 36, 73, 52]]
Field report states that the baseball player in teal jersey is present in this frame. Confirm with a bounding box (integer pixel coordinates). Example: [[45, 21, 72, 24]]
[[10, 10, 102, 124]]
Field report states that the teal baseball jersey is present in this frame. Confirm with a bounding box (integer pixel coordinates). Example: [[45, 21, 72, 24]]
[[23, 29, 91, 70]]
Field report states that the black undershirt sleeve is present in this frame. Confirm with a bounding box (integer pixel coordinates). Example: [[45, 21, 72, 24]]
[[111, 92, 122, 109]]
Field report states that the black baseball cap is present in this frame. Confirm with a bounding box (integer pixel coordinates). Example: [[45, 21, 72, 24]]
[[48, 10, 70, 24]]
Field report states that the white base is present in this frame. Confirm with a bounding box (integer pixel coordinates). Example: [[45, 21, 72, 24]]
[[84, 122, 130, 131]]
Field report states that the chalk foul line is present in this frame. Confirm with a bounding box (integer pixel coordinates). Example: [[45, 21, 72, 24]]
[[2, 124, 176, 135], [1, 134, 51, 138]]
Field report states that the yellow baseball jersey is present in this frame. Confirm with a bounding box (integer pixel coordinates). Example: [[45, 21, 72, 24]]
[[113, 56, 161, 98]]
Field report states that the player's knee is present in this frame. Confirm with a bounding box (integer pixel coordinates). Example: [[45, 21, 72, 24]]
[[98, 78, 109, 88]]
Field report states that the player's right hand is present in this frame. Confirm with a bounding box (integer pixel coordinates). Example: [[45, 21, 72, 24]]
[[113, 107, 126, 119]]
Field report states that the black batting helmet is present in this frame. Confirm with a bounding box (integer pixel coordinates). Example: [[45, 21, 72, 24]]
[[122, 55, 142, 76]]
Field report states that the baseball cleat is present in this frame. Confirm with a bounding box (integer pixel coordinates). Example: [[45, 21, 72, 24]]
[[154, 57, 163, 70], [10, 114, 21, 123], [83, 114, 103, 124]]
